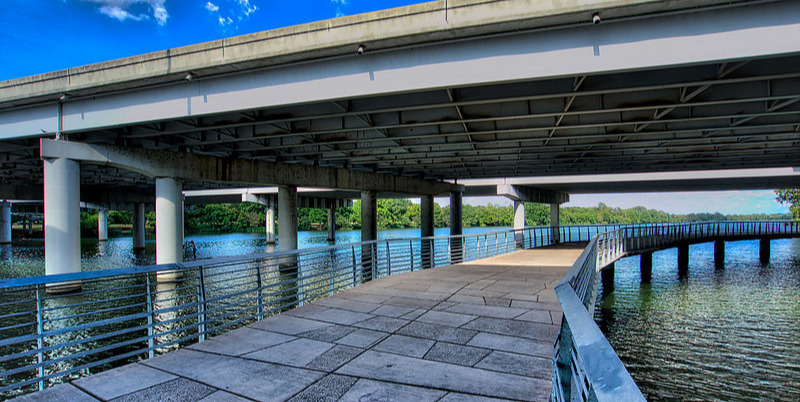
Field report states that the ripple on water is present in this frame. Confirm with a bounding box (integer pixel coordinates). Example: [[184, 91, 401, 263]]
[[595, 238, 800, 401]]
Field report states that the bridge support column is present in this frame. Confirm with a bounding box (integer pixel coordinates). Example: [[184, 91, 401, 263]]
[[132, 203, 146, 251], [98, 209, 108, 242], [450, 190, 463, 264], [155, 177, 184, 281], [327, 203, 336, 243], [44, 157, 81, 293], [677, 243, 689, 277], [760, 238, 770, 264], [550, 204, 560, 244], [420, 195, 434, 269], [714, 240, 725, 268], [265, 199, 276, 244], [640, 252, 652, 284], [513, 200, 525, 249], [278, 186, 298, 254], [602, 262, 615, 295], [0, 201, 11, 244], [361, 191, 378, 281]]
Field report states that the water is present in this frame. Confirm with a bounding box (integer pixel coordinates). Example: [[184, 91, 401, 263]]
[[0, 227, 509, 280], [595, 238, 800, 400]]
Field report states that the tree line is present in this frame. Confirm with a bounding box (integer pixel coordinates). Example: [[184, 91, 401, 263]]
[[78, 198, 791, 237]]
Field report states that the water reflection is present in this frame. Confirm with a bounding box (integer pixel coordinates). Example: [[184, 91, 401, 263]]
[[595, 239, 800, 401]]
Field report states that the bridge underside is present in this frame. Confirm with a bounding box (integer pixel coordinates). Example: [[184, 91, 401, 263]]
[[1, 52, 799, 197]]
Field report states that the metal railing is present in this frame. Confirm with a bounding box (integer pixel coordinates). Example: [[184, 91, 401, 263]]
[[0, 224, 606, 398], [552, 220, 800, 402]]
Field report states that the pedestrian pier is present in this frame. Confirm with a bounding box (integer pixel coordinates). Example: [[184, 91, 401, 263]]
[[16, 247, 583, 402]]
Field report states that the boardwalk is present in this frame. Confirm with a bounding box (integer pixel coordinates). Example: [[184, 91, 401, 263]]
[[17, 247, 583, 402]]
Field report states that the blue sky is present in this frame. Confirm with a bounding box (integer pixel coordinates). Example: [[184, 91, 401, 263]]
[[0, 0, 791, 216]]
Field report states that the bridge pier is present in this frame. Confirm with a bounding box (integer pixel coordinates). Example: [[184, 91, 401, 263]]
[[513, 200, 525, 249], [678, 243, 689, 276], [132, 203, 146, 252], [361, 191, 377, 280], [450, 190, 463, 264], [0, 201, 11, 244], [98, 209, 108, 242], [714, 240, 725, 268], [278, 185, 298, 255], [43, 157, 81, 293], [265, 199, 276, 244], [327, 203, 335, 243], [601, 262, 615, 295], [760, 238, 770, 264], [550, 204, 560, 243], [640, 252, 652, 284], [420, 195, 434, 269], [155, 177, 184, 281]]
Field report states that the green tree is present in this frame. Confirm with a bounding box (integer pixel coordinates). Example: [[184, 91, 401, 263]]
[[776, 189, 800, 220]]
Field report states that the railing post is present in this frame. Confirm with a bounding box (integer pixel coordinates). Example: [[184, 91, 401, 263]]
[[386, 242, 392, 277], [409, 240, 414, 271], [351, 246, 358, 287], [35, 284, 45, 391], [256, 262, 264, 320], [197, 267, 207, 342], [145, 274, 155, 358]]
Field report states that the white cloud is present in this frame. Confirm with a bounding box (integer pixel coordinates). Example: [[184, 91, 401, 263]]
[[205, 0, 259, 31], [331, 0, 348, 18], [330, 0, 348, 5], [83, 0, 168, 25]]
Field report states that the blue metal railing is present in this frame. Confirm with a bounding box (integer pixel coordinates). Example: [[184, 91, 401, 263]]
[[552, 220, 800, 402]]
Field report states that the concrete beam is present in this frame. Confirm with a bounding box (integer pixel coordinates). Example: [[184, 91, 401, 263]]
[[40, 139, 458, 195], [498, 185, 569, 205]]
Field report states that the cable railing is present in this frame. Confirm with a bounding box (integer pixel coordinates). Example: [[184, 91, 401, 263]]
[[552, 220, 800, 402]]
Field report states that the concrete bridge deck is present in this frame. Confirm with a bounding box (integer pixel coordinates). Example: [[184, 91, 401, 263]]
[[15, 247, 583, 402]]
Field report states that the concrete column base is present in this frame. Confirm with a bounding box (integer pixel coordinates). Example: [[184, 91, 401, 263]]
[[133, 203, 146, 251], [450, 191, 463, 264], [714, 240, 725, 268], [156, 177, 184, 281], [327, 205, 335, 243], [640, 252, 652, 284], [760, 238, 770, 264], [550, 204, 560, 244], [513, 200, 525, 249], [265, 200, 276, 244], [420, 195, 434, 269], [98, 210, 108, 241], [0, 201, 11, 244], [677, 243, 689, 277]]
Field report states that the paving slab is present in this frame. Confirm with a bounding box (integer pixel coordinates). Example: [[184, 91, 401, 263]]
[[445, 303, 527, 319], [73, 363, 175, 400], [305, 345, 365, 371], [462, 317, 559, 342], [287, 374, 358, 402], [352, 316, 409, 332], [335, 328, 387, 348], [249, 314, 333, 335], [188, 327, 295, 356], [14, 383, 98, 402], [198, 390, 252, 402], [373, 334, 435, 358], [338, 379, 447, 402], [467, 332, 552, 358], [288, 306, 373, 325], [397, 322, 478, 344], [416, 310, 477, 327], [515, 309, 553, 324], [439, 393, 511, 402], [476, 351, 551, 379], [313, 297, 382, 313], [423, 342, 491, 366], [370, 304, 417, 317], [244, 338, 334, 367], [336, 351, 549, 401], [142, 349, 324, 401], [110, 378, 215, 402], [299, 324, 357, 342]]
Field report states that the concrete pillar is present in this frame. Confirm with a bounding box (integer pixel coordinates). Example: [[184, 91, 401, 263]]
[[640, 252, 652, 284], [97, 209, 108, 241], [601, 262, 615, 295], [132, 203, 146, 251], [278, 186, 298, 253], [0, 201, 11, 244], [265, 199, 276, 244], [327, 204, 336, 243], [450, 191, 463, 263], [44, 157, 81, 292], [155, 178, 184, 281], [677, 243, 689, 276], [760, 238, 770, 264], [714, 240, 725, 268], [420, 195, 434, 269], [550, 204, 560, 243], [513, 200, 525, 249], [361, 191, 378, 281]]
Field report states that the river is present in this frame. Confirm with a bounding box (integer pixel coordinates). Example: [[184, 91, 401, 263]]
[[0, 227, 509, 279], [595, 238, 800, 400]]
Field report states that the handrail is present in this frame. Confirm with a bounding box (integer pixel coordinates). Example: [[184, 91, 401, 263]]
[[552, 220, 800, 401], [1, 221, 798, 398]]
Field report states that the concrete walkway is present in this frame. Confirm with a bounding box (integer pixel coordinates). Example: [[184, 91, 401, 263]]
[[17, 247, 583, 402]]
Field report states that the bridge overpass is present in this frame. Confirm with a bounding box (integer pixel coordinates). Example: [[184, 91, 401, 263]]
[[0, 0, 798, 279]]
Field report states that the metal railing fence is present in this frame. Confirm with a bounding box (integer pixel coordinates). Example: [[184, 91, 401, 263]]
[[552, 220, 800, 402], [0, 224, 608, 398]]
